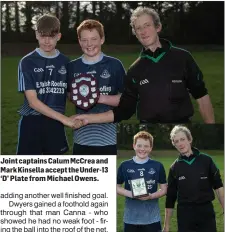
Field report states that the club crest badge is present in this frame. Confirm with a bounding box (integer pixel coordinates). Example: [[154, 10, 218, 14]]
[[58, 66, 67, 75], [100, 69, 110, 79]]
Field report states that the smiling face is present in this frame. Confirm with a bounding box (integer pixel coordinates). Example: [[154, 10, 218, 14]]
[[172, 131, 192, 155], [79, 29, 104, 61], [133, 13, 161, 49], [133, 138, 152, 161]]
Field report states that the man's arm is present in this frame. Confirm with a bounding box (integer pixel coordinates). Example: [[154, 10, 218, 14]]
[[215, 187, 224, 211], [98, 94, 121, 107], [112, 71, 138, 122], [163, 208, 174, 232], [209, 157, 224, 211], [163, 167, 178, 232], [25, 90, 81, 128], [196, 94, 215, 123], [185, 52, 215, 123], [117, 184, 133, 198]]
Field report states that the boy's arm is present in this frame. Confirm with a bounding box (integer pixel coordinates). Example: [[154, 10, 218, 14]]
[[67, 87, 121, 107], [117, 162, 133, 198], [18, 60, 81, 129], [72, 110, 114, 124], [116, 184, 133, 198], [139, 183, 167, 201], [25, 90, 81, 128], [98, 59, 125, 107], [139, 163, 167, 200]]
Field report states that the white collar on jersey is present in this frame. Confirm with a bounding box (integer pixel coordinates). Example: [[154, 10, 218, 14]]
[[81, 52, 104, 65], [133, 156, 150, 164], [35, 48, 60, 58]]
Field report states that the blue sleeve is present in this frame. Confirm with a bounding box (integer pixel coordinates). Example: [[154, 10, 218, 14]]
[[158, 163, 167, 184], [117, 163, 125, 185], [115, 60, 126, 93], [18, 60, 36, 92]]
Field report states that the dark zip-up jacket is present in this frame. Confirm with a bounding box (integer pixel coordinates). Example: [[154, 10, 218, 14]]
[[166, 147, 223, 208], [113, 39, 208, 123]]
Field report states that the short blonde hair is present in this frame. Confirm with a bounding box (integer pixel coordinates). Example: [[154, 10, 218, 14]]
[[130, 6, 161, 35], [133, 131, 154, 148], [170, 125, 192, 145]]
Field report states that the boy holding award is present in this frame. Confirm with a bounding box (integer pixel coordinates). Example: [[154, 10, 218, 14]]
[[117, 131, 167, 232], [68, 19, 125, 155]]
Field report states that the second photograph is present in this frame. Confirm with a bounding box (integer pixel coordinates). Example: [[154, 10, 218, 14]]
[[116, 123, 224, 232]]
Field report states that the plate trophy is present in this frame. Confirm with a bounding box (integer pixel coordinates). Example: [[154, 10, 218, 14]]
[[70, 73, 100, 110], [130, 178, 148, 198]]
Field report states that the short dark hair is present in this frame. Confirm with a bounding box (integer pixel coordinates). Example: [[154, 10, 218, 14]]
[[36, 14, 60, 37]]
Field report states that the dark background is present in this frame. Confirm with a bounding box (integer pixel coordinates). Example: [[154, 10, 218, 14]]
[[117, 124, 224, 150], [1, 1, 224, 44]]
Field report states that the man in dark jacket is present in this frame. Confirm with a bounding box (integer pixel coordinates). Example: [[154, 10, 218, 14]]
[[163, 125, 224, 232], [73, 6, 215, 125]]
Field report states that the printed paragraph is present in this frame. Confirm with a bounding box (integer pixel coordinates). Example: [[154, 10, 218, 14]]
[[0, 156, 116, 232]]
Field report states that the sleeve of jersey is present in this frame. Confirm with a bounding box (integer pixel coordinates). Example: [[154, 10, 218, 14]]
[[113, 71, 138, 122], [165, 167, 177, 208], [116, 61, 126, 93], [159, 163, 167, 184], [117, 163, 125, 185], [209, 158, 223, 189], [185, 53, 208, 99], [18, 60, 36, 92]]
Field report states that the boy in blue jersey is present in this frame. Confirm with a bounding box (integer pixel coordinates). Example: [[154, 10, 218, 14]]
[[117, 131, 167, 232], [68, 19, 125, 155], [17, 14, 81, 155]]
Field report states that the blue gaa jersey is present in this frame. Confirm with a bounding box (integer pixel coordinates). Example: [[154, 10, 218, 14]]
[[18, 48, 70, 115], [117, 157, 167, 225], [68, 53, 125, 146]]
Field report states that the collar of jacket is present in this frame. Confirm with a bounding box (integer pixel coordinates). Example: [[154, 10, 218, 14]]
[[178, 147, 200, 162], [140, 38, 172, 63]]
